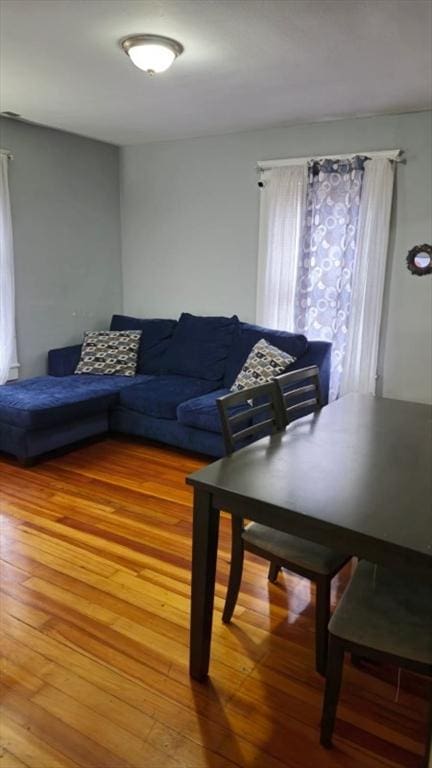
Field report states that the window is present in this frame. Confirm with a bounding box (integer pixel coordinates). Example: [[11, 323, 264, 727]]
[[256, 152, 396, 399]]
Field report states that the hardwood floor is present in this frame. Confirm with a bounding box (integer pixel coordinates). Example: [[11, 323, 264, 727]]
[[0, 437, 429, 768]]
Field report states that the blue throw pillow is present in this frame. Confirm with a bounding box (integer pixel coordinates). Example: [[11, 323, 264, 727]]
[[110, 315, 177, 374], [224, 322, 308, 387], [161, 313, 239, 382]]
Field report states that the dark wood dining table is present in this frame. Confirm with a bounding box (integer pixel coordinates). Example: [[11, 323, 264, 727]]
[[186, 393, 432, 682]]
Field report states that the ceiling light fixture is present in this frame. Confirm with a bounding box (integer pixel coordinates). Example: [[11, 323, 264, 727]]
[[120, 34, 184, 75]]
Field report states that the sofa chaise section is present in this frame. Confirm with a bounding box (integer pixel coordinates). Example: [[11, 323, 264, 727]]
[[0, 314, 179, 463], [0, 373, 152, 463]]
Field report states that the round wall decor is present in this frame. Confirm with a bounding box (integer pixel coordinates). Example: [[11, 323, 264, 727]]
[[406, 244, 432, 276]]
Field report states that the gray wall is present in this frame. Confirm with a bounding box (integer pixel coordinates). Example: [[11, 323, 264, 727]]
[[0, 118, 122, 378], [121, 110, 432, 404]]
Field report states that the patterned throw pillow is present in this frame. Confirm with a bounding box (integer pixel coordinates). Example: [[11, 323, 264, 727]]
[[75, 330, 142, 376], [231, 338, 296, 391]]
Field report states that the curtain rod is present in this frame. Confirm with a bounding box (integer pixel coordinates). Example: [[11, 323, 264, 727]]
[[0, 148, 14, 159], [257, 148, 402, 171]]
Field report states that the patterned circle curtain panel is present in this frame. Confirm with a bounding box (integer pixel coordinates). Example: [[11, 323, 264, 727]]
[[294, 157, 367, 400]]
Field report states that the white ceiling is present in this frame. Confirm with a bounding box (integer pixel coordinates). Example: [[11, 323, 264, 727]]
[[1, 0, 431, 146]]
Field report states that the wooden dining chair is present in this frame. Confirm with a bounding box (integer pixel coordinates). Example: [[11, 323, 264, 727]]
[[270, 364, 325, 585], [217, 374, 351, 675], [320, 559, 432, 766], [216, 380, 285, 455]]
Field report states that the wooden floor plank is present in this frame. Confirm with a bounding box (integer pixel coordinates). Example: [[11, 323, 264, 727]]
[[1, 694, 105, 768], [1, 591, 51, 629], [0, 749, 31, 768], [30, 684, 162, 768], [1, 438, 429, 768]]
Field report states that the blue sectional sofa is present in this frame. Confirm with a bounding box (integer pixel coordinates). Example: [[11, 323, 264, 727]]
[[0, 313, 331, 463]]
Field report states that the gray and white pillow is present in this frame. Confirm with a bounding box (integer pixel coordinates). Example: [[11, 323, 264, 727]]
[[231, 338, 296, 391], [75, 330, 142, 376]]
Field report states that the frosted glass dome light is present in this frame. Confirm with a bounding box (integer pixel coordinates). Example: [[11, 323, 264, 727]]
[[121, 35, 184, 75]]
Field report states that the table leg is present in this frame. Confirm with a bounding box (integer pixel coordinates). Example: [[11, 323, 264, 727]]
[[189, 488, 220, 681]]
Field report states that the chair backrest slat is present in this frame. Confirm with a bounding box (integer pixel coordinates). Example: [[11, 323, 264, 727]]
[[233, 418, 276, 444], [285, 397, 320, 416], [229, 400, 269, 426], [217, 380, 285, 455], [282, 383, 317, 403], [275, 365, 323, 426]]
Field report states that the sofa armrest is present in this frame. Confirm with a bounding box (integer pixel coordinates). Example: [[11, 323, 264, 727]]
[[290, 341, 332, 404], [48, 345, 82, 376]]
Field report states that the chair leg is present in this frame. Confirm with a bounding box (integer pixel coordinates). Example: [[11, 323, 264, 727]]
[[268, 562, 280, 583], [19, 456, 36, 468], [315, 577, 331, 676], [320, 635, 345, 748], [422, 695, 432, 768], [222, 516, 245, 624]]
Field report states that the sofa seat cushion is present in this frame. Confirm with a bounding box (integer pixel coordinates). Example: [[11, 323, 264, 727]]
[[161, 313, 239, 381], [0, 374, 151, 429], [177, 389, 229, 433], [119, 375, 218, 420], [224, 323, 308, 387], [177, 388, 254, 435], [110, 315, 177, 375]]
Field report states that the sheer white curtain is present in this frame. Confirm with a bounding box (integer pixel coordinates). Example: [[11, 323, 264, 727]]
[[340, 157, 395, 395], [0, 153, 16, 384], [256, 165, 307, 330]]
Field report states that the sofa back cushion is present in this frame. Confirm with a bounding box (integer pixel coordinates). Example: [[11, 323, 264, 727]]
[[162, 313, 239, 382], [110, 315, 177, 374], [224, 322, 308, 388]]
